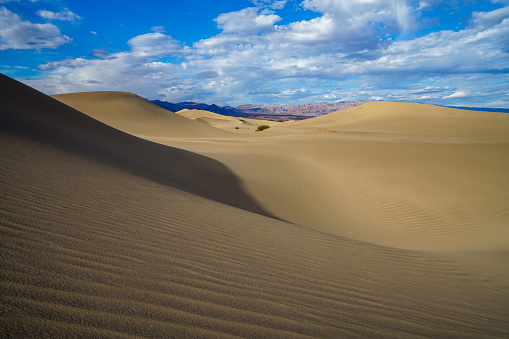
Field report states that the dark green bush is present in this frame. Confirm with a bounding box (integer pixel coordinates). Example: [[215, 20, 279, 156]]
[[256, 124, 270, 132]]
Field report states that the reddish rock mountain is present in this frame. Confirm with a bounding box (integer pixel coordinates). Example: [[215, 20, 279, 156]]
[[236, 101, 364, 117], [152, 100, 364, 121]]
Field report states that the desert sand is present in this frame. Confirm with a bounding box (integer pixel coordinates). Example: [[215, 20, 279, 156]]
[[176, 109, 282, 132], [1, 73, 508, 337]]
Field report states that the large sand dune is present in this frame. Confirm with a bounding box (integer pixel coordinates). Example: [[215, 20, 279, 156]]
[[52, 92, 234, 139], [1, 74, 509, 337], [286, 101, 509, 141], [59, 90, 509, 251]]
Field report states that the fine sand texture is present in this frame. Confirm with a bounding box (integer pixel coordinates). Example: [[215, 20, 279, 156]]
[[2, 73, 509, 337], [59, 91, 509, 251]]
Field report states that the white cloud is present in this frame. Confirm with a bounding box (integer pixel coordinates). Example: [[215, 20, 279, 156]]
[[345, 13, 509, 76], [301, 0, 416, 34], [0, 7, 71, 50], [127, 32, 181, 57], [89, 31, 97, 35], [26, 32, 183, 97], [471, 6, 509, 29], [19, 3, 509, 108], [214, 7, 281, 34], [278, 15, 337, 44], [37, 8, 80, 21], [195, 71, 219, 79], [250, 0, 288, 9], [443, 91, 467, 99], [151, 25, 165, 33]]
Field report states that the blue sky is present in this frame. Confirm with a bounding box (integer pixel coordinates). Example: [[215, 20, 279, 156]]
[[1, 0, 508, 107]]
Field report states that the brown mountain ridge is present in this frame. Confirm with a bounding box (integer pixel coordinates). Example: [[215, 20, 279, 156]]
[[152, 100, 364, 121]]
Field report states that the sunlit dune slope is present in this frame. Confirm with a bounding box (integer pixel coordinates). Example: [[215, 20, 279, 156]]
[[52, 92, 234, 139], [56, 90, 509, 251], [177, 109, 281, 131], [177, 108, 235, 120], [286, 101, 509, 141], [163, 102, 509, 251], [1, 74, 509, 338]]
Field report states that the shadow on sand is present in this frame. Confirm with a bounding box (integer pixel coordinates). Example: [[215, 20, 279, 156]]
[[0, 74, 278, 220]]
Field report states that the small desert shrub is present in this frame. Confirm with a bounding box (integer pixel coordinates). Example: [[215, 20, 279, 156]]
[[235, 127, 240, 129], [319, 127, 337, 133], [256, 124, 270, 132]]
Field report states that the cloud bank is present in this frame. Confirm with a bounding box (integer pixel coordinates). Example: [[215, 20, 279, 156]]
[[0, 7, 71, 50], [37, 8, 81, 21], [9, 0, 509, 108]]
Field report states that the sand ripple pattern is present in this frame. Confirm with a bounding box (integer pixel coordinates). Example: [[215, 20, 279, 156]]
[[1, 132, 508, 338]]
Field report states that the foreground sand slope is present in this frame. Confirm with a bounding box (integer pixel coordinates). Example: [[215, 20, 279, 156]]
[[1, 75, 508, 337]]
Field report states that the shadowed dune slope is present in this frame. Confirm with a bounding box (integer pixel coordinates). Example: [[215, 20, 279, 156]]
[[52, 92, 234, 139], [1, 77, 509, 337], [0, 74, 270, 217]]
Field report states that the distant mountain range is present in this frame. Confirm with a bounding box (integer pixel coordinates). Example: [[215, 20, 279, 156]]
[[151, 100, 364, 121], [151, 100, 508, 121]]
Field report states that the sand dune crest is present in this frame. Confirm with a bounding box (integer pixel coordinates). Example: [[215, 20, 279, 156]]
[[287, 101, 509, 141], [52, 92, 235, 139]]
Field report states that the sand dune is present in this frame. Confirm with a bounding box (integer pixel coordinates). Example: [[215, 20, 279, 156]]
[[176, 109, 281, 132], [101, 101, 509, 251], [52, 92, 234, 139], [2, 74, 509, 337], [283, 101, 509, 141], [2, 75, 269, 216]]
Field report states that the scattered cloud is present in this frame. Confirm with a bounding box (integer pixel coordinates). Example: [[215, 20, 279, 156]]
[[18, 2, 509, 108], [89, 30, 97, 35], [214, 7, 281, 34], [27, 32, 183, 96], [443, 91, 467, 98], [195, 71, 218, 79], [0, 7, 71, 50], [301, 0, 417, 35], [151, 25, 165, 33], [127, 32, 181, 57], [250, 0, 288, 9], [470, 6, 509, 29], [37, 8, 81, 21], [89, 49, 113, 58]]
